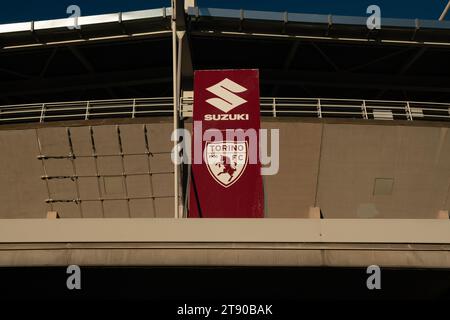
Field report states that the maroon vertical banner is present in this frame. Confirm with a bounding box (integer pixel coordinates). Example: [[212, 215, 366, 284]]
[[189, 69, 264, 218]]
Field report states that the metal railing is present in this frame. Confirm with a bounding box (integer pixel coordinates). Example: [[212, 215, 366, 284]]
[[0, 97, 173, 124], [258, 97, 450, 121], [183, 96, 450, 122], [1, 96, 450, 124]]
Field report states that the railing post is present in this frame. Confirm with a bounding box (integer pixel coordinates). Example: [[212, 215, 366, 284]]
[[40, 103, 46, 123], [317, 98, 322, 118], [362, 100, 368, 119], [405, 101, 413, 121], [85, 101, 90, 120], [272, 98, 277, 117], [179, 95, 184, 119], [172, 0, 180, 219], [132, 99, 136, 119]]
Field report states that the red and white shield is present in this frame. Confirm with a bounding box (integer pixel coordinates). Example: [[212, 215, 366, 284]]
[[204, 141, 248, 188]]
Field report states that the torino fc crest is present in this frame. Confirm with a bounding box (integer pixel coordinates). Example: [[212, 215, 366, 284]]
[[204, 141, 248, 188]]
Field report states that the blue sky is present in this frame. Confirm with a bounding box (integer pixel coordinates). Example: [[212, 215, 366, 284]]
[[0, 0, 446, 24]]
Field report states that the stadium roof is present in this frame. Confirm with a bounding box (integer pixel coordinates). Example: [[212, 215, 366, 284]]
[[1, 6, 450, 104]]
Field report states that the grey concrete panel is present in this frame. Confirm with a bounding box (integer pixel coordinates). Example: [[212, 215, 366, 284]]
[[126, 175, 151, 197], [446, 182, 450, 212], [144, 122, 173, 152], [155, 197, 174, 217], [262, 122, 322, 218], [78, 177, 100, 199], [81, 201, 103, 218], [0, 129, 48, 218], [149, 153, 173, 173], [151, 173, 174, 197], [91, 125, 120, 155], [130, 199, 154, 218], [101, 176, 125, 198], [52, 202, 80, 218], [37, 127, 70, 155], [47, 179, 76, 199], [317, 124, 450, 218], [70, 126, 93, 156], [96, 156, 123, 176], [44, 158, 73, 177], [103, 200, 128, 218], [74, 157, 97, 176], [124, 155, 148, 173], [119, 124, 147, 154]]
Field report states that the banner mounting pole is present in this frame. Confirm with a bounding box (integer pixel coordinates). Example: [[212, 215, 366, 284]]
[[171, 0, 180, 218]]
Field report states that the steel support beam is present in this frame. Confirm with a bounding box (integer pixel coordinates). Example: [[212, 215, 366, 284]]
[[376, 47, 427, 98], [39, 48, 58, 78], [0, 67, 35, 79], [271, 40, 300, 96], [399, 47, 427, 75], [311, 42, 339, 71], [346, 48, 411, 72], [172, 0, 193, 218], [439, 0, 450, 20]]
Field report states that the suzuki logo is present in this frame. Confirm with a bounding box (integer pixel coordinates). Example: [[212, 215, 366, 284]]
[[206, 78, 247, 113]]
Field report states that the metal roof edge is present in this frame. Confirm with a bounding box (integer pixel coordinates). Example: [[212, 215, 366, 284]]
[[0, 7, 172, 34], [188, 7, 450, 31]]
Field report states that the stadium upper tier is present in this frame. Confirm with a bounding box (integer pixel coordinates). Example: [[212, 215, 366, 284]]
[[2, 7, 450, 47], [1, 7, 450, 104]]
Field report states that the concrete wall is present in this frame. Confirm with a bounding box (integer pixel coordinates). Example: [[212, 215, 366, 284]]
[[0, 119, 449, 218], [317, 124, 450, 218], [0, 129, 47, 218], [0, 120, 174, 219], [261, 121, 322, 218]]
